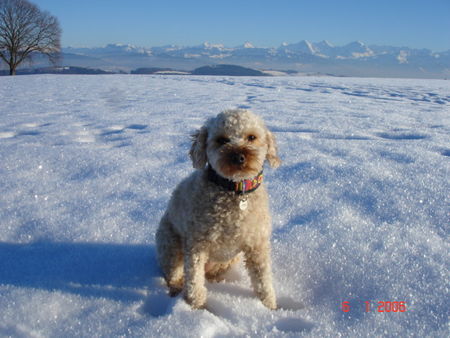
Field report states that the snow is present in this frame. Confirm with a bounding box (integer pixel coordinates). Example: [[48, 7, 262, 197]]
[[0, 74, 449, 337]]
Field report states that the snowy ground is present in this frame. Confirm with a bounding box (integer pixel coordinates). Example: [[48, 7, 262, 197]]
[[0, 74, 449, 337]]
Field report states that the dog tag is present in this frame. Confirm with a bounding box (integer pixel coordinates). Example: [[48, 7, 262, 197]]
[[239, 198, 248, 210]]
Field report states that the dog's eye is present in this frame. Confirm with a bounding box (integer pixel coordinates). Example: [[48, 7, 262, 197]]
[[216, 137, 230, 145], [247, 135, 257, 142]]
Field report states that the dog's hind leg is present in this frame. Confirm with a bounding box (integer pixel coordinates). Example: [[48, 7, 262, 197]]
[[156, 215, 184, 296]]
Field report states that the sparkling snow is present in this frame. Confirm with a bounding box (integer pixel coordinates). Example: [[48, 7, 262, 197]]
[[0, 75, 449, 337]]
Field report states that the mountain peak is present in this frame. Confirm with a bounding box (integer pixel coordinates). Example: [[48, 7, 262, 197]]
[[346, 41, 366, 48], [105, 43, 134, 49], [203, 42, 225, 50], [318, 40, 334, 48], [285, 40, 318, 54]]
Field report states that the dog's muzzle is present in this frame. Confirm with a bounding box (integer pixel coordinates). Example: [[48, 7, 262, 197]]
[[229, 151, 246, 165]]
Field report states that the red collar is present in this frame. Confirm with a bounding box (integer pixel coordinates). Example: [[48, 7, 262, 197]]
[[207, 165, 263, 194]]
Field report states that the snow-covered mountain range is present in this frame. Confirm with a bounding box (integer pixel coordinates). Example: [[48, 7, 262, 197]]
[[60, 40, 450, 78]]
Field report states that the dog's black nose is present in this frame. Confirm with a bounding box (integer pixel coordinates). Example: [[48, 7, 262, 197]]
[[231, 152, 246, 165]]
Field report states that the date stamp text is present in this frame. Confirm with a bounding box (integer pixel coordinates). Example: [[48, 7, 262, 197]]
[[341, 301, 407, 313]]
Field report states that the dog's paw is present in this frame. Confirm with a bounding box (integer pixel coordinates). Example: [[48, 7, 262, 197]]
[[263, 298, 277, 310], [261, 293, 277, 310], [184, 295, 207, 309], [168, 286, 183, 297], [184, 286, 207, 309]]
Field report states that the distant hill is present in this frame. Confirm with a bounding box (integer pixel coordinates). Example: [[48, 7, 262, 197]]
[[130, 67, 172, 74], [191, 64, 266, 76], [130, 64, 268, 76]]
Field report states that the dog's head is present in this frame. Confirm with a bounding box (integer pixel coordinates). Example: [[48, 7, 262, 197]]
[[189, 109, 281, 181]]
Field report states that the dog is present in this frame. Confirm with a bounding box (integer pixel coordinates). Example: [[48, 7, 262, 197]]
[[156, 109, 281, 309]]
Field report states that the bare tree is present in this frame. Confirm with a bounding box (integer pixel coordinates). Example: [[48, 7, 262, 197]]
[[0, 0, 61, 75]]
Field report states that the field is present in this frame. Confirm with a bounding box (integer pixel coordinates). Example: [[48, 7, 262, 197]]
[[0, 75, 449, 336]]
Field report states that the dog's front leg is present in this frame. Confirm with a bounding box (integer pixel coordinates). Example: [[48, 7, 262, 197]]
[[244, 243, 277, 310], [184, 244, 208, 309]]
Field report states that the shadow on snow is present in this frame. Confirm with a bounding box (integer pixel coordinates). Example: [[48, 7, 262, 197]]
[[0, 241, 159, 303]]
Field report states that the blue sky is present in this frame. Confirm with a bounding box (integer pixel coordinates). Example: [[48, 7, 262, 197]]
[[32, 0, 450, 51]]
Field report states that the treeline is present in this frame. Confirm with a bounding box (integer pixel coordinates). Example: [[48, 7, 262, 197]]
[[1, 64, 269, 76]]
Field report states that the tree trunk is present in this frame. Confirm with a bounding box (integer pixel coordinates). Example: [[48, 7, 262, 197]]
[[9, 65, 17, 76]]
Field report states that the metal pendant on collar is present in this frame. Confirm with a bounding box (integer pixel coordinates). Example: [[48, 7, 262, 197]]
[[239, 197, 248, 210]]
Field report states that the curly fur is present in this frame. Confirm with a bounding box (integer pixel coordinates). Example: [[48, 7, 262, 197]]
[[156, 109, 280, 309]]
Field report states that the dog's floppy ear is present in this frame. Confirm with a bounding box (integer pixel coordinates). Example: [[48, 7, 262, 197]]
[[189, 126, 208, 169], [266, 130, 281, 168]]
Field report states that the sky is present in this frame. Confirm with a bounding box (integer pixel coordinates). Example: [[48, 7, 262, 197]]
[[30, 0, 450, 51]]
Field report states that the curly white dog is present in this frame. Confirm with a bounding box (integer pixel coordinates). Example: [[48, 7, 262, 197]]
[[156, 109, 281, 309]]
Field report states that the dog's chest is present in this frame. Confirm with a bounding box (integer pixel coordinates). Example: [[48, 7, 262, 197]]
[[208, 198, 245, 234], [201, 193, 253, 242], [205, 198, 257, 261]]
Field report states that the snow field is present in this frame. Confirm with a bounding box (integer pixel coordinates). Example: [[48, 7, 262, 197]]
[[0, 74, 449, 337]]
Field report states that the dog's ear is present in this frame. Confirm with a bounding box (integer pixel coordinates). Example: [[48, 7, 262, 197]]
[[266, 130, 281, 168], [189, 126, 208, 169]]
